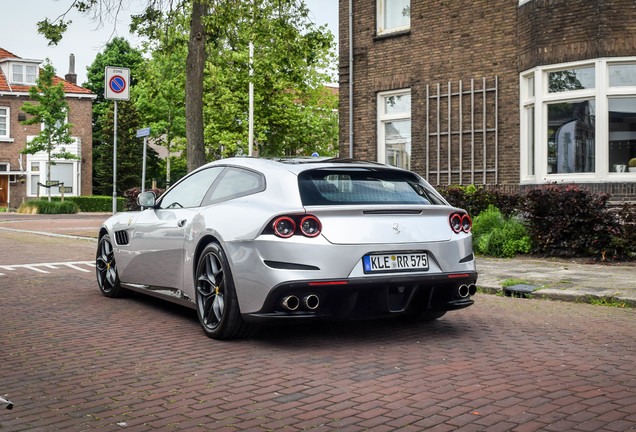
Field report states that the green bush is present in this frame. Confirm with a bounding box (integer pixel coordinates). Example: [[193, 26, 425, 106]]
[[472, 205, 531, 258], [18, 200, 79, 214], [51, 196, 124, 212]]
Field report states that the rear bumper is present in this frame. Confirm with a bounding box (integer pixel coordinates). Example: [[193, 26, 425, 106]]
[[242, 271, 477, 323]]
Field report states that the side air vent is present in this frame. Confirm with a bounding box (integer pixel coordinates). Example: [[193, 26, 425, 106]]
[[114, 230, 129, 245], [363, 210, 422, 215]]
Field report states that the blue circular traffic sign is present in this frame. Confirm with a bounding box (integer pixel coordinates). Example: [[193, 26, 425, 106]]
[[109, 75, 126, 93]]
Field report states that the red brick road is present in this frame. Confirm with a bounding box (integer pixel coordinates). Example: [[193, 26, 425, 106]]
[[1, 235, 635, 431]]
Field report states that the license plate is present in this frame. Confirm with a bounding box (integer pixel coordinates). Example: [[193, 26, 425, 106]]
[[363, 253, 429, 273]]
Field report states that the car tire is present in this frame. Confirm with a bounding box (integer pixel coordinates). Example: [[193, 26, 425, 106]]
[[96, 234, 126, 298], [195, 242, 254, 340]]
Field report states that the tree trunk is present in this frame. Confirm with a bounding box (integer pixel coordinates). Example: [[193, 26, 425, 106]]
[[185, 0, 208, 173]]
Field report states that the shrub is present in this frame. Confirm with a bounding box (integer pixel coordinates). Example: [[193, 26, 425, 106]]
[[18, 200, 79, 214], [472, 205, 531, 258], [438, 185, 522, 218], [51, 196, 124, 212], [523, 185, 619, 258], [611, 203, 636, 258]]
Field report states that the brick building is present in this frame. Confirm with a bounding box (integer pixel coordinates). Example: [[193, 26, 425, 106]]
[[0, 48, 95, 208], [339, 0, 636, 198]]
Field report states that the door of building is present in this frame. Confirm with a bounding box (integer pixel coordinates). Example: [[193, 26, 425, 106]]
[[0, 176, 7, 207]]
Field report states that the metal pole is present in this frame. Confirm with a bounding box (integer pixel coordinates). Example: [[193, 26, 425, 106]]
[[141, 136, 147, 193], [348, 0, 354, 158], [112, 100, 117, 214], [249, 41, 254, 156]]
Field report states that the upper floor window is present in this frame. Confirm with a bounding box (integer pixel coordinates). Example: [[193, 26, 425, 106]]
[[11, 63, 38, 85], [0, 107, 8, 138], [377, 0, 410, 35]]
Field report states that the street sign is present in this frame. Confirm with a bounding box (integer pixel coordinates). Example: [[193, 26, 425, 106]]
[[105, 66, 130, 101], [136, 127, 151, 138]]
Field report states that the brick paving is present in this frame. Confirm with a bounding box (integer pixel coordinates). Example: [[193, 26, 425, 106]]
[[1, 265, 635, 431], [1, 214, 635, 431]]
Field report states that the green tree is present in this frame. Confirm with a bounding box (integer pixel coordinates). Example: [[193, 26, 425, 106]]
[[37, 0, 338, 170], [20, 60, 78, 201], [133, 11, 188, 187], [93, 100, 161, 196], [84, 38, 147, 192], [38, 0, 209, 173]]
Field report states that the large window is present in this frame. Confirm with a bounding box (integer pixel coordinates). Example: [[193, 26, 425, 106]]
[[377, 90, 411, 170], [0, 107, 8, 139], [377, 0, 410, 35], [520, 58, 636, 182], [26, 138, 82, 197]]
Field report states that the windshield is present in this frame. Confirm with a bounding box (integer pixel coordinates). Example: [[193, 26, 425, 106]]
[[298, 168, 444, 206]]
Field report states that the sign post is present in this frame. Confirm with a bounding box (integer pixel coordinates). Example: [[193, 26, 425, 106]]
[[105, 66, 131, 214], [136, 127, 151, 193]]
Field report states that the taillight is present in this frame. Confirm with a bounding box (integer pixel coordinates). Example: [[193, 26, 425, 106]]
[[450, 212, 471, 233], [271, 215, 322, 238], [300, 216, 321, 237], [461, 214, 471, 233], [273, 217, 296, 238]]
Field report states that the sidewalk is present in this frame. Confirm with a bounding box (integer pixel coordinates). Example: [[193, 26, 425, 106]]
[[2, 211, 635, 306]]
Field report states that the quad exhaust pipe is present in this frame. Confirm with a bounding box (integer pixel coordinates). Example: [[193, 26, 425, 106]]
[[458, 284, 477, 299], [281, 294, 320, 311], [303, 294, 320, 310], [282, 295, 300, 311]]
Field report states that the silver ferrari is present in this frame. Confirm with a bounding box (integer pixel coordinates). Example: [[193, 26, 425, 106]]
[[96, 157, 477, 339]]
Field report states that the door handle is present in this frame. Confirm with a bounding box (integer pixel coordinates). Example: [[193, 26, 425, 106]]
[[177, 219, 187, 227]]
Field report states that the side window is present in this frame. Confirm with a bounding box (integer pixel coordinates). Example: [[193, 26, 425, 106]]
[[204, 167, 265, 204], [159, 167, 223, 209]]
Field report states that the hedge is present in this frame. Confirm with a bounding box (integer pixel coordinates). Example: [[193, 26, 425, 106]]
[[50, 196, 125, 212]]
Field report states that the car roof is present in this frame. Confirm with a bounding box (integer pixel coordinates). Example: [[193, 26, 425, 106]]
[[203, 156, 401, 175]]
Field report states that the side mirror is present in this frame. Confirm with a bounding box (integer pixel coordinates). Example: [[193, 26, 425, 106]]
[[137, 191, 156, 208]]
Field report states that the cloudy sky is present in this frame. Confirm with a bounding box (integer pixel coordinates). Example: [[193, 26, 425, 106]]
[[2, 0, 339, 86]]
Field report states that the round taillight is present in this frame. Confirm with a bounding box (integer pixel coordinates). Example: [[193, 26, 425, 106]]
[[461, 214, 471, 233], [274, 217, 296, 238], [449, 213, 462, 233], [300, 216, 321, 237]]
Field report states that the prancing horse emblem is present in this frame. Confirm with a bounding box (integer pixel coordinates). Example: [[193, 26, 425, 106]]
[[392, 223, 400, 234]]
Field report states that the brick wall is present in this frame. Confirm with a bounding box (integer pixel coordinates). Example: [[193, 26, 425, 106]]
[[518, 0, 636, 71], [340, 0, 636, 189]]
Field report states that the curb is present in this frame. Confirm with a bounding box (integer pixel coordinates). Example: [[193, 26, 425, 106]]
[[477, 283, 636, 307]]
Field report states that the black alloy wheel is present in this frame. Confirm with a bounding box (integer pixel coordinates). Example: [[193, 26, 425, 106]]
[[96, 234, 125, 297], [195, 243, 254, 339]]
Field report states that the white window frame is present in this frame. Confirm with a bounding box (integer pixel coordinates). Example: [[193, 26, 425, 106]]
[[377, 89, 411, 169], [0, 106, 9, 140], [377, 0, 410, 35], [520, 57, 636, 184], [25, 137, 82, 197], [11, 62, 38, 85]]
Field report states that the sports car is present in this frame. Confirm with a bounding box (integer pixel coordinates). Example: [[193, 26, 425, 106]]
[[96, 157, 477, 339]]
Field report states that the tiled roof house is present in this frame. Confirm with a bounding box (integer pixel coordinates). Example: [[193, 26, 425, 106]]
[[0, 47, 96, 208]]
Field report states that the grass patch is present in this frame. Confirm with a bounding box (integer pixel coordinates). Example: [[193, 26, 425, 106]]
[[502, 278, 532, 287], [587, 296, 631, 308]]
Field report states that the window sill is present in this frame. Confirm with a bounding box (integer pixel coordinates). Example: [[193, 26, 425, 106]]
[[374, 29, 411, 41], [0, 138, 14, 143]]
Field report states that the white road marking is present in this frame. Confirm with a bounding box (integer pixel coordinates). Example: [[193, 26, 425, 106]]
[[0, 261, 94, 277]]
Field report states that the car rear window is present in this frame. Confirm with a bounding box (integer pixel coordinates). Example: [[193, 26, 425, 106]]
[[298, 168, 444, 206]]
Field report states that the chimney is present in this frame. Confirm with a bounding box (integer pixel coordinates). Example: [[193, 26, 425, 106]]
[[65, 53, 77, 85]]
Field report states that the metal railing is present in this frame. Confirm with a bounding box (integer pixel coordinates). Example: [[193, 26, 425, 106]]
[[425, 77, 499, 186]]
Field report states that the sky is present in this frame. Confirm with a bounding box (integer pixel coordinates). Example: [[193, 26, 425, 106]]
[[1, 0, 339, 86]]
